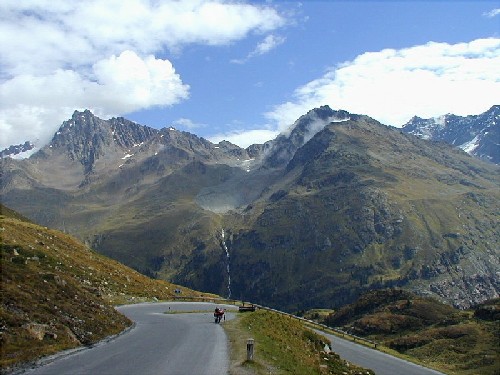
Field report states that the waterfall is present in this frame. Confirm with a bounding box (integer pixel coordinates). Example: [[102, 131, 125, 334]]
[[220, 229, 231, 299]]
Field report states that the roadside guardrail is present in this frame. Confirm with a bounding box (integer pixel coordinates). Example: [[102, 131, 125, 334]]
[[171, 295, 378, 348]]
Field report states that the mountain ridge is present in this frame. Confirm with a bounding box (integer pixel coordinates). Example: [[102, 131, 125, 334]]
[[0, 141, 36, 159], [402, 105, 499, 164], [3, 105, 497, 166]]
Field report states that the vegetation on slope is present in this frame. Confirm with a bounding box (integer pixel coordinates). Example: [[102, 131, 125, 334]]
[[224, 309, 373, 375], [323, 289, 500, 375], [0, 204, 204, 371], [219, 116, 499, 312]]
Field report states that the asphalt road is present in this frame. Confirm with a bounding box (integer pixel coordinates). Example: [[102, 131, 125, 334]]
[[21, 302, 446, 375], [23, 302, 237, 375], [318, 330, 445, 375]]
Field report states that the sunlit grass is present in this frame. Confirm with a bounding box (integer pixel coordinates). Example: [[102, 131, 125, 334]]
[[224, 309, 374, 375], [0, 208, 209, 371]]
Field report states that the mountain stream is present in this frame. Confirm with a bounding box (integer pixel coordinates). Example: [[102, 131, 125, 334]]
[[220, 229, 232, 299]]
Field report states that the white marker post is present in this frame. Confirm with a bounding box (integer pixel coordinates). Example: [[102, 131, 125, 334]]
[[246, 338, 254, 361]]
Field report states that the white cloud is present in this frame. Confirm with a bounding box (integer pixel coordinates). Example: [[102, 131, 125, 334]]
[[172, 118, 207, 130], [0, 0, 285, 149], [92, 51, 189, 110], [484, 8, 500, 18], [0, 51, 189, 148], [0, 0, 285, 76], [254, 34, 286, 56], [209, 128, 279, 148], [231, 34, 286, 64], [266, 38, 500, 131]]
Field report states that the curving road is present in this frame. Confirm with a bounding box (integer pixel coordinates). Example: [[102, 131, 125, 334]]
[[21, 302, 445, 375], [23, 302, 237, 375], [317, 330, 445, 375]]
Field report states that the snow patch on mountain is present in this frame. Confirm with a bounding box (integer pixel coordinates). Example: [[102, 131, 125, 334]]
[[460, 135, 480, 153], [9, 147, 39, 159], [402, 105, 499, 164], [0, 141, 37, 159]]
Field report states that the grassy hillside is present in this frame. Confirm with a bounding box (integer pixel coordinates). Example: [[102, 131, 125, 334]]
[[199, 116, 499, 311], [323, 289, 500, 375], [0, 204, 205, 371], [224, 309, 374, 375]]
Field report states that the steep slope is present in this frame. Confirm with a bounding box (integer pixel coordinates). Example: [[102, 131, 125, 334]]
[[0, 204, 202, 371], [402, 105, 499, 164], [175, 112, 499, 311]]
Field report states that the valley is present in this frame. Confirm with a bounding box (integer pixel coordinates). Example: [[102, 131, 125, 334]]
[[0, 204, 375, 375], [2, 3, 498, 374], [1, 106, 498, 313]]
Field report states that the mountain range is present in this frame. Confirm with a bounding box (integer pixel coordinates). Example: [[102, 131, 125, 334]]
[[3, 106, 498, 164], [401, 105, 499, 164], [0, 141, 35, 159], [1, 106, 498, 312]]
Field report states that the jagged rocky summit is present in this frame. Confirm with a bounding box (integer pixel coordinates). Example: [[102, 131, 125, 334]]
[[402, 105, 499, 164], [0, 141, 36, 159]]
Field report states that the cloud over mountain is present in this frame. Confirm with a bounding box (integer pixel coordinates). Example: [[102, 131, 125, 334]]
[[266, 38, 500, 132], [0, 0, 286, 149]]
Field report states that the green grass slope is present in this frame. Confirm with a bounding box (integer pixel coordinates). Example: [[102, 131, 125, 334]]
[[196, 117, 499, 311], [224, 309, 374, 375], [0, 204, 205, 371]]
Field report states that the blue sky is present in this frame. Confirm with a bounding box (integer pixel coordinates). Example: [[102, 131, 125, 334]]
[[1, 1, 499, 150]]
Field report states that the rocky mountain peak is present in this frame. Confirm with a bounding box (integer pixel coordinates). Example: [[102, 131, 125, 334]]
[[0, 141, 36, 159], [263, 105, 352, 168], [45, 110, 158, 174], [284, 105, 351, 141], [402, 105, 499, 164]]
